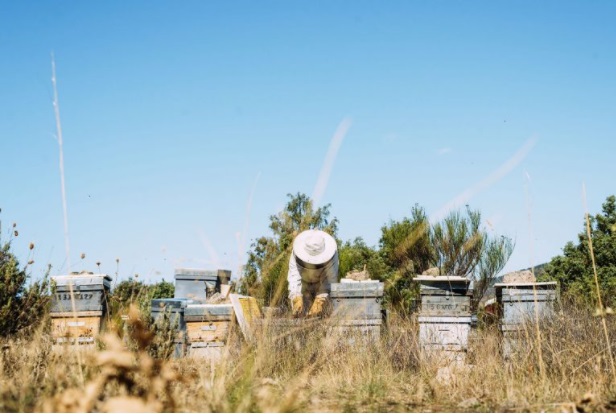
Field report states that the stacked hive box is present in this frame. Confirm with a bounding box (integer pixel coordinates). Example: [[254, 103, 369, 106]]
[[494, 281, 558, 358], [174, 268, 221, 302], [151, 268, 233, 358], [414, 276, 473, 364], [329, 280, 384, 343], [151, 298, 189, 358], [50, 272, 112, 347], [184, 304, 234, 359]]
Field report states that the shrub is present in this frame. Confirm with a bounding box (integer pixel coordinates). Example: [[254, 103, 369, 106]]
[[0, 223, 50, 338]]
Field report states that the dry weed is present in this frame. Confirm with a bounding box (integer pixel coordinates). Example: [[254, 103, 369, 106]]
[[0, 302, 614, 412], [40, 305, 179, 413]]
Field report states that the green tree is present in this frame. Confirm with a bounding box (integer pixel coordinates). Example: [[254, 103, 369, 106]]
[[338, 237, 390, 281], [377, 205, 513, 312], [150, 279, 174, 299], [0, 227, 51, 337], [239, 193, 338, 307], [378, 205, 434, 313], [109, 278, 151, 319], [542, 195, 616, 307], [431, 207, 514, 310], [110, 278, 176, 319], [111, 279, 148, 306]]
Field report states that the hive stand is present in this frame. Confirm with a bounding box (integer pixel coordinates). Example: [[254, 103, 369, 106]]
[[151, 268, 233, 358]]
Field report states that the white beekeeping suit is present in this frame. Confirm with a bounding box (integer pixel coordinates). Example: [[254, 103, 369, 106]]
[[287, 229, 339, 317]]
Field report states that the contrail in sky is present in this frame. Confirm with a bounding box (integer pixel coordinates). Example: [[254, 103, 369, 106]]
[[236, 171, 261, 278], [312, 117, 352, 206], [51, 53, 71, 273], [430, 136, 538, 223]]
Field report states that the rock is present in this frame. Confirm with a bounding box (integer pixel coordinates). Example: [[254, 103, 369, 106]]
[[205, 293, 230, 304], [345, 265, 370, 281], [422, 267, 440, 276], [458, 397, 480, 409], [502, 270, 536, 283]]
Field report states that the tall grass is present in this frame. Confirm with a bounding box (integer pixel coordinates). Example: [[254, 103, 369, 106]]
[[0, 302, 615, 412]]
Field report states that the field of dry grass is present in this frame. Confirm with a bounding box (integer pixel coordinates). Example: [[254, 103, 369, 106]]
[[0, 301, 615, 413]]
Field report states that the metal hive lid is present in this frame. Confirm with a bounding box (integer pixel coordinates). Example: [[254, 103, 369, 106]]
[[495, 281, 558, 298], [330, 281, 384, 297], [184, 304, 234, 317], [174, 268, 219, 281], [151, 298, 190, 309], [51, 273, 112, 289]]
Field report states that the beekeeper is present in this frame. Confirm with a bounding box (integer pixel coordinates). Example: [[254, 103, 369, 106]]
[[288, 229, 339, 318]]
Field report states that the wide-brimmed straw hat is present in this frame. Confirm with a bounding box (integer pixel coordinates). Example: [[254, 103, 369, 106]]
[[293, 229, 337, 266]]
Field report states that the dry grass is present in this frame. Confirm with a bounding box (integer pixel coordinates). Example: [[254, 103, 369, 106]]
[[0, 303, 615, 412]]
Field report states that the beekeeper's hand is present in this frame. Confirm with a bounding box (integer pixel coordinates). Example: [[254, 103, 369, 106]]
[[307, 296, 328, 318], [291, 296, 303, 318]]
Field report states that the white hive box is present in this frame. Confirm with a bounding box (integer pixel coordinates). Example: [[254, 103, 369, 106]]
[[414, 276, 473, 363]]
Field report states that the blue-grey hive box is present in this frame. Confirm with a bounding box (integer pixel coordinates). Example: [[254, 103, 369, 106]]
[[495, 281, 558, 358], [50, 272, 112, 345], [174, 268, 231, 303], [151, 298, 190, 358], [329, 280, 385, 343]]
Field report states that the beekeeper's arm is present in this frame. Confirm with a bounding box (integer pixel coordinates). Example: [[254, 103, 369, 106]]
[[287, 252, 302, 300]]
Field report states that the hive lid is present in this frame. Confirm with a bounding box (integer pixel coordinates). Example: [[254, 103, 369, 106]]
[[151, 298, 190, 309], [330, 281, 384, 297], [52, 273, 112, 289], [413, 275, 470, 283], [494, 281, 558, 289], [495, 281, 557, 296], [174, 268, 219, 280], [184, 304, 234, 317], [414, 276, 472, 294]]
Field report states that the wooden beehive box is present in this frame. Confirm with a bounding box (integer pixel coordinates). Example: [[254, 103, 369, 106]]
[[184, 304, 234, 359], [52, 313, 103, 345], [50, 272, 112, 345], [329, 280, 384, 343]]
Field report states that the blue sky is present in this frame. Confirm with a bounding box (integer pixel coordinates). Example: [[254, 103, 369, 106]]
[[1, 1, 615, 284]]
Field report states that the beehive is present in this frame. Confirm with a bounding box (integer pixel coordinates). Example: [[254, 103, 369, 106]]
[[50, 272, 112, 346], [174, 268, 218, 303], [329, 280, 384, 343], [151, 298, 189, 358], [184, 304, 234, 359], [414, 276, 473, 364], [174, 268, 232, 303], [495, 281, 558, 358]]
